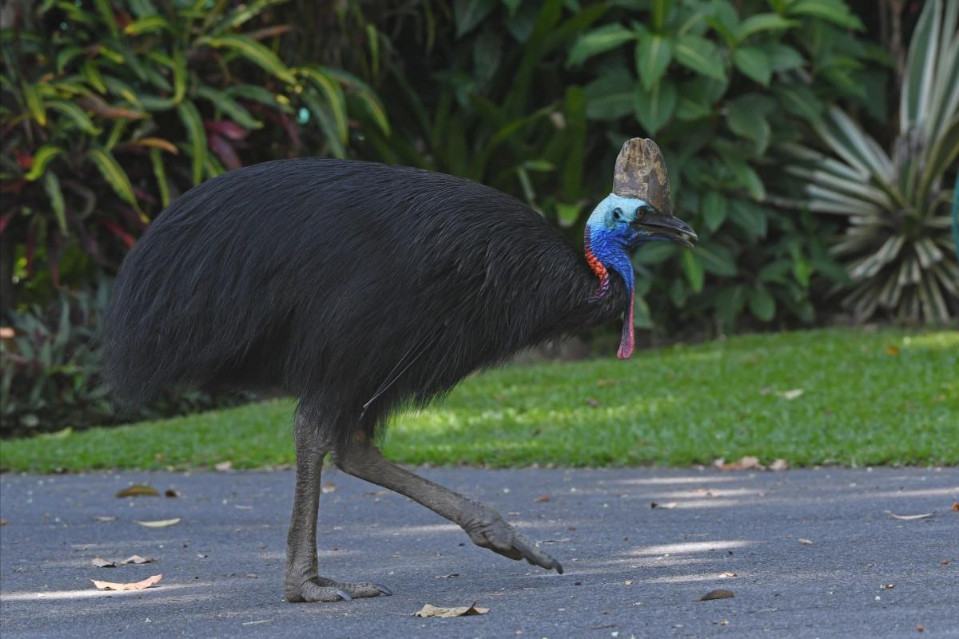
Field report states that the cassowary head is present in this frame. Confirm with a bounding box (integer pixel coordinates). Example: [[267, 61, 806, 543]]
[[585, 138, 697, 360]]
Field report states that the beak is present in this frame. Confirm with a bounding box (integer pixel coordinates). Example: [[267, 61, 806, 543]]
[[634, 212, 698, 248]]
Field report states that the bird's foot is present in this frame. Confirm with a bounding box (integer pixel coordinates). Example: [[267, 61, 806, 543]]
[[286, 577, 392, 603], [463, 507, 563, 574]]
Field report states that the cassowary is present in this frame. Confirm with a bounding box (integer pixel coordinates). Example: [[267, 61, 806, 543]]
[[103, 138, 696, 603]]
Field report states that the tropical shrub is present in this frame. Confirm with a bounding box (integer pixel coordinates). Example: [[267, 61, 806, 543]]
[[565, 0, 886, 331], [365, 0, 880, 331], [0, 277, 250, 437], [0, 0, 386, 311], [785, 0, 959, 323]]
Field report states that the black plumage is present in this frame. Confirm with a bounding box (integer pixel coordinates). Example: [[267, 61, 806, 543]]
[[103, 146, 692, 602], [103, 158, 625, 447]]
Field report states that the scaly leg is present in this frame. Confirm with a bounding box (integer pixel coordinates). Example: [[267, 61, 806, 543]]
[[285, 412, 391, 603], [334, 435, 563, 573]]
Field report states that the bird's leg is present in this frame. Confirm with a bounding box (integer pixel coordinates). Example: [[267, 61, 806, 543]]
[[334, 434, 563, 573], [285, 412, 391, 603]]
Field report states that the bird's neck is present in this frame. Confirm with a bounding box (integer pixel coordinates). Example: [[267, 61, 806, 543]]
[[584, 226, 636, 359]]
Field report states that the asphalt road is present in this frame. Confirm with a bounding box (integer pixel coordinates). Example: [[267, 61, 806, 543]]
[[1, 467, 956, 638]]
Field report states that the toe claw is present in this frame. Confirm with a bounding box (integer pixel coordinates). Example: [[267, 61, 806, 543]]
[[375, 583, 392, 596], [335, 589, 352, 602]]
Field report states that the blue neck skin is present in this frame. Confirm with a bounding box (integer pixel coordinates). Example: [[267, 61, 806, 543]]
[[584, 194, 654, 359]]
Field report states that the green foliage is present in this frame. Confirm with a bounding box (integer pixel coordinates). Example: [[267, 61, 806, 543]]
[[0, 277, 249, 438], [0, 0, 386, 307], [358, 0, 607, 239], [564, 0, 879, 331], [786, 0, 959, 323]]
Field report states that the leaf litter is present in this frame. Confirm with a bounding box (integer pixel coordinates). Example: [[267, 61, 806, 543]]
[[91, 574, 162, 591], [115, 485, 159, 498], [414, 603, 489, 618], [134, 518, 181, 528]]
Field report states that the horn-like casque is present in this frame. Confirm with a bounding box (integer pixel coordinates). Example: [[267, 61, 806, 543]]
[[612, 138, 672, 217]]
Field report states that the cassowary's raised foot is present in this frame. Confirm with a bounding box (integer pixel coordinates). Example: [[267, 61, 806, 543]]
[[285, 410, 561, 603]]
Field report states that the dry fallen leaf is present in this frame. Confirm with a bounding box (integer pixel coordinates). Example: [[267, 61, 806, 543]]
[[720, 572, 738, 578], [435, 573, 460, 579], [951, 502, 958, 512], [880, 583, 895, 590], [798, 538, 814, 545], [779, 389, 804, 400], [92, 557, 116, 568], [93, 516, 117, 522], [134, 518, 181, 528], [697, 589, 734, 601], [121, 555, 156, 565], [215, 461, 232, 472], [723, 456, 763, 471], [768, 459, 789, 471], [321, 482, 336, 494], [887, 511, 934, 521], [534, 494, 551, 503], [91, 574, 162, 591], [0, 518, 8, 526], [116, 485, 159, 498], [164, 489, 180, 498], [885, 345, 900, 356], [414, 603, 489, 618]]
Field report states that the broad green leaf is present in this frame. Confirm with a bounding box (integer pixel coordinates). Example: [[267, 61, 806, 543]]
[[22, 83, 46, 125], [701, 190, 727, 231], [42, 172, 67, 233], [716, 284, 746, 329], [81, 60, 107, 94], [150, 147, 170, 209], [176, 100, 207, 186], [682, 249, 705, 293], [24, 145, 61, 181], [775, 84, 823, 122], [734, 14, 797, 42], [89, 148, 140, 213], [729, 199, 768, 239], [171, 48, 187, 105], [733, 47, 771, 86], [632, 292, 654, 329], [195, 86, 262, 129], [198, 35, 295, 83], [696, 242, 738, 276], [748, 285, 776, 321], [567, 24, 635, 67], [454, 0, 498, 39], [636, 33, 672, 91], [785, 0, 863, 30], [584, 67, 634, 120], [322, 67, 390, 134], [633, 241, 677, 265], [725, 158, 766, 200], [223, 84, 279, 107], [215, 0, 287, 34], [93, 0, 119, 36], [760, 43, 805, 71], [123, 15, 171, 34], [56, 46, 85, 73], [634, 80, 676, 134], [726, 95, 771, 154], [674, 35, 726, 82], [297, 67, 348, 144]]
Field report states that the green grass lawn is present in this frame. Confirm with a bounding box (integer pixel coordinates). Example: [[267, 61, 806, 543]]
[[1, 328, 956, 472]]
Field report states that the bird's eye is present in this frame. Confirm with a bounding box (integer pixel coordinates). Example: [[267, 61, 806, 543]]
[[636, 205, 651, 218], [612, 208, 623, 220]]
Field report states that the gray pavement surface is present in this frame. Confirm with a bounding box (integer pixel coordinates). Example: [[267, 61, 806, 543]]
[[0, 467, 957, 638]]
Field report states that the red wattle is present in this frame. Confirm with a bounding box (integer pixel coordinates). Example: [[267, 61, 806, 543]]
[[617, 290, 635, 359]]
